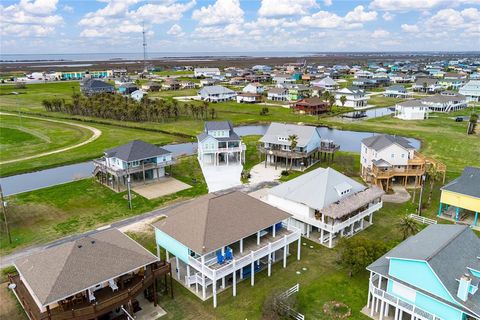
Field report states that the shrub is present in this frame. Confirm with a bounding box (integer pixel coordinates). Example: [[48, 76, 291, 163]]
[[281, 170, 289, 176]]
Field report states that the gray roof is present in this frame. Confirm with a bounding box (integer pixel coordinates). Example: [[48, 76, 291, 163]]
[[422, 94, 466, 104], [313, 76, 337, 86], [268, 167, 366, 210], [82, 79, 113, 89], [153, 191, 290, 254], [205, 121, 233, 131], [259, 122, 320, 147], [268, 88, 288, 94], [367, 225, 480, 317], [199, 85, 235, 95], [415, 77, 438, 85], [197, 121, 240, 142], [105, 140, 171, 162], [14, 229, 158, 307], [386, 85, 406, 92], [396, 99, 424, 108], [441, 166, 480, 198], [362, 134, 414, 152]]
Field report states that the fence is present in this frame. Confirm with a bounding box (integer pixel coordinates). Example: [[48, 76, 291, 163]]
[[408, 214, 437, 225], [275, 284, 305, 320]]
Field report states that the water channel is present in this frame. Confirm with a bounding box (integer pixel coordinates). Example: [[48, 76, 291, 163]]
[[0, 125, 420, 196]]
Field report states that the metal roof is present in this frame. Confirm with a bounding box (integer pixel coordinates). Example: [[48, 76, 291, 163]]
[[259, 122, 320, 147], [361, 134, 414, 152], [441, 166, 480, 198], [268, 167, 366, 211], [105, 140, 171, 162]]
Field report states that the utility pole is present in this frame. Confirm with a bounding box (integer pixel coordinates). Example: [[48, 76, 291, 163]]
[[417, 174, 426, 216], [127, 175, 133, 210], [0, 184, 12, 244], [142, 22, 147, 74]]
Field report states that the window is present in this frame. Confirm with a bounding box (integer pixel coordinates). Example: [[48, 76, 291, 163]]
[[391, 154, 395, 158], [401, 154, 405, 158]]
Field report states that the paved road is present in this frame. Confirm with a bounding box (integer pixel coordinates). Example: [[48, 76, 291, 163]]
[[0, 181, 277, 268], [0, 112, 102, 165]]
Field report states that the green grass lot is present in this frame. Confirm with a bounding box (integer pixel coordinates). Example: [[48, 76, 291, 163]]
[[367, 95, 404, 107], [0, 156, 207, 255], [0, 114, 93, 163], [149, 88, 198, 99]]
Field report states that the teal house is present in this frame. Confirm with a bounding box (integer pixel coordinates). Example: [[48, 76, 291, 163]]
[[367, 224, 480, 320]]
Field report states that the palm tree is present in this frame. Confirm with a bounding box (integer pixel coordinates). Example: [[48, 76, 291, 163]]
[[426, 165, 442, 206], [288, 134, 298, 170], [398, 215, 419, 240], [340, 95, 347, 107], [328, 95, 336, 109]]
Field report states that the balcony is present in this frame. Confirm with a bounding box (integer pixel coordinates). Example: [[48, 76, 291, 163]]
[[257, 145, 311, 159], [187, 224, 301, 281], [93, 158, 175, 176], [9, 262, 171, 320], [369, 275, 441, 320], [370, 166, 425, 179]]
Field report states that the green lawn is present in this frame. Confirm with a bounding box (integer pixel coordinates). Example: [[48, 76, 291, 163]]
[[0, 156, 207, 255], [149, 88, 198, 99], [0, 114, 93, 163], [367, 95, 404, 107], [153, 70, 194, 77]]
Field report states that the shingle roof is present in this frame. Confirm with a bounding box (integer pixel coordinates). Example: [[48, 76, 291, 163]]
[[82, 79, 113, 89], [199, 85, 235, 95], [362, 134, 414, 152], [14, 229, 158, 307], [105, 140, 171, 162], [441, 166, 480, 198], [259, 122, 320, 147], [153, 191, 290, 254], [367, 225, 480, 317], [268, 167, 366, 211], [396, 99, 424, 108]]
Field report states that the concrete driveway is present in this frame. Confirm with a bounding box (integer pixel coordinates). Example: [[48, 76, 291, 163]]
[[199, 163, 243, 193], [382, 186, 411, 203], [133, 177, 191, 199]]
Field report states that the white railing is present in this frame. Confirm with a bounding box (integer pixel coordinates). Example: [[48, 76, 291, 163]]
[[295, 201, 382, 234], [276, 284, 305, 320], [370, 279, 441, 320], [408, 214, 437, 225], [189, 224, 301, 280]]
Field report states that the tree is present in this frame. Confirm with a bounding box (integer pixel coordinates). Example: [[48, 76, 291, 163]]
[[426, 165, 442, 206], [338, 237, 389, 277], [328, 95, 336, 109], [397, 215, 419, 240], [468, 112, 478, 134], [288, 134, 298, 170], [340, 95, 347, 107]]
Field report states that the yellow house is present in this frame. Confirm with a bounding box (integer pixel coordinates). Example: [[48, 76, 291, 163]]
[[438, 166, 480, 227]]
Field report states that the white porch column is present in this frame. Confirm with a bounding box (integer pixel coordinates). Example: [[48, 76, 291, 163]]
[[367, 272, 372, 307], [283, 235, 288, 268], [186, 265, 191, 285], [306, 225, 310, 238], [272, 224, 276, 237], [268, 243, 272, 277], [328, 232, 333, 248], [240, 238, 243, 253], [379, 300, 385, 320], [360, 218, 364, 229], [156, 243, 160, 259], [378, 275, 382, 288], [320, 228, 324, 243], [350, 223, 354, 235], [385, 303, 389, 316], [212, 271, 217, 308], [250, 251, 255, 286], [201, 255, 206, 299], [257, 231, 261, 245], [369, 213, 373, 224], [297, 237, 301, 260], [166, 251, 170, 262], [370, 296, 376, 317], [411, 313, 415, 320], [272, 250, 276, 262], [394, 307, 399, 320], [232, 260, 237, 297], [175, 257, 180, 279]]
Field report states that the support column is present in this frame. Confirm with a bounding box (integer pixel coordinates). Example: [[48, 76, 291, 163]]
[[186, 265, 191, 285], [379, 300, 385, 320], [257, 231, 260, 245], [272, 224, 276, 238], [201, 255, 206, 299], [369, 213, 373, 224], [437, 202, 443, 217], [240, 238, 243, 253], [175, 257, 180, 279], [250, 252, 255, 286], [328, 232, 333, 248], [268, 243, 272, 277], [474, 212, 478, 226], [156, 243, 161, 259], [212, 271, 217, 308], [297, 237, 301, 260], [166, 251, 170, 263], [283, 235, 288, 268], [306, 225, 310, 238], [320, 228, 324, 243], [370, 296, 376, 316], [455, 207, 460, 221], [394, 307, 399, 320], [232, 260, 237, 296]]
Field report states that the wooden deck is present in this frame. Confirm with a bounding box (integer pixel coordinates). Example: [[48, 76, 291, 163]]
[[9, 262, 172, 320]]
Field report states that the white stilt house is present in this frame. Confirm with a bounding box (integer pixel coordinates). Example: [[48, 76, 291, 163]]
[[266, 167, 384, 248], [153, 191, 301, 308]]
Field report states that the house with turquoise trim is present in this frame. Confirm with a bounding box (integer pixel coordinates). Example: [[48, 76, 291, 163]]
[[153, 191, 301, 308], [366, 224, 480, 320]]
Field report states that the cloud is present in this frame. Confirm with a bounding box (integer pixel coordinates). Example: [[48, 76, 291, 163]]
[[324, 0, 332, 6], [370, 0, 446, 11], [62, 4, 73, 13], [79, 0, 195, 38], [344, 5, 377, 22], [192, 0, 244, 25], [258, 0, 318, 17], [167, 24, 185, 36], [371, 29, 390, 38], [382, 12, 394, 21], [401, 23, 419, 32], [0, 0, 63, 37]]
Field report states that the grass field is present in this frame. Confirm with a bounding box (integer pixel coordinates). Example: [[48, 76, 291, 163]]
[[0, 114, 93, 163], [0, 156, 207, 255], [367, 94, 404, 107]]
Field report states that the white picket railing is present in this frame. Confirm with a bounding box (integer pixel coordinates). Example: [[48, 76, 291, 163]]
[[189, 224, 301, 280], [370, 277, 441, 320], [408, 214, 437, 225]]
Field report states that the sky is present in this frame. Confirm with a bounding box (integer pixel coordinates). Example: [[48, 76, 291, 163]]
[[1, 0, 479, 54]]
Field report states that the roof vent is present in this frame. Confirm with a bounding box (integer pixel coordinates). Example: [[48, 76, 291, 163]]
[[91, 240, 95, 244], [77, 245, 83, 249]]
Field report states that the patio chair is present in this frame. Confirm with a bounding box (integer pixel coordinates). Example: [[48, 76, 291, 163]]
[[109, 279, 119, 292], [275, 222, 283, 231], [225, 247, 233, 261], [216, 251, 225, 265]]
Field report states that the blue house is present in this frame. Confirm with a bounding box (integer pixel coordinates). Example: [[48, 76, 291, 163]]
[[366, 224, 480, 320]]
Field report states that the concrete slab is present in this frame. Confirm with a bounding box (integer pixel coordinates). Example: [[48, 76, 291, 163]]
[[248, 162, 282, 185], [133, 177, 191, 199], [134, 295, 167, 320], [199, 162, 243, 193], [382, 186, 411, 203]]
